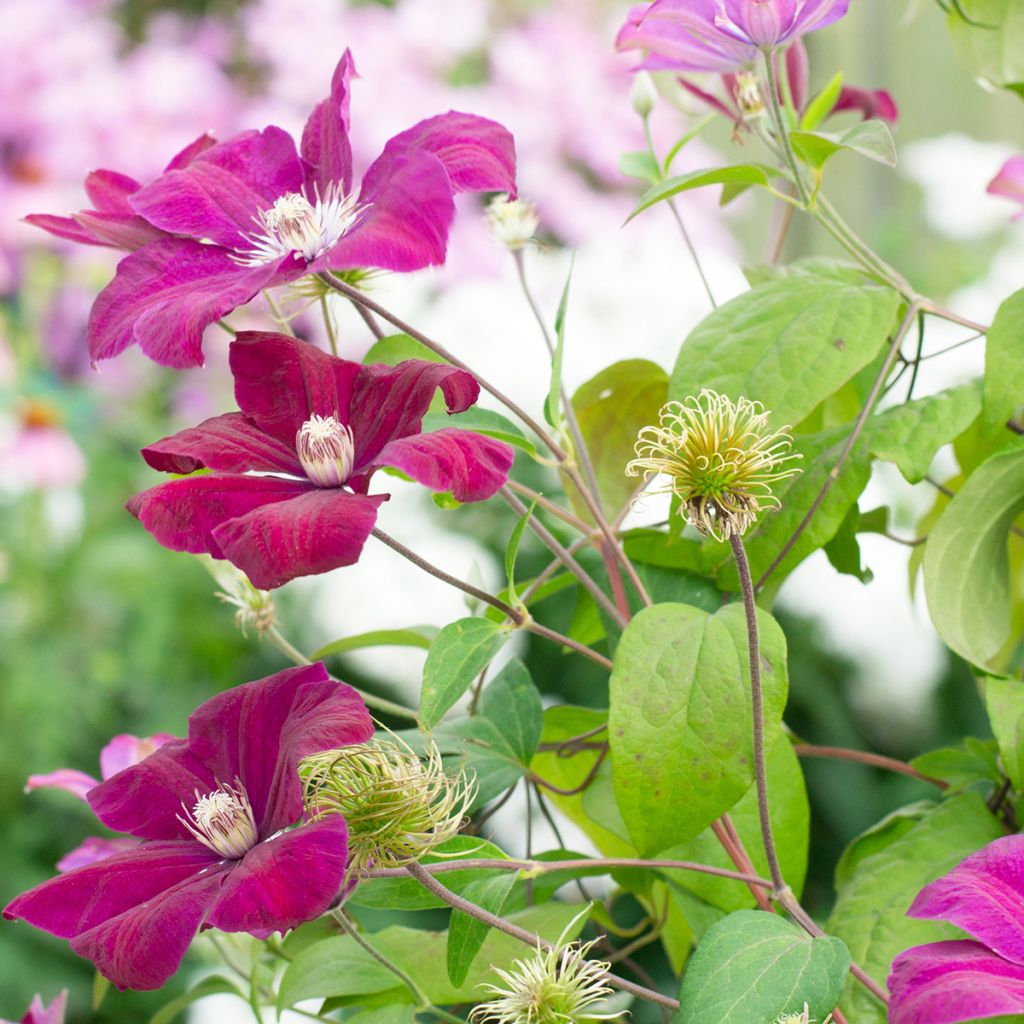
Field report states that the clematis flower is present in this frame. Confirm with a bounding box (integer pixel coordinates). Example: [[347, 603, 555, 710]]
[[616, 0, 851, 74], [1, 991, 67, 1024], [889, 834, 1024, 1024], [987, 156, 1024, 219], [4, 663, 374, 991], [126, 331, 515, 589], [27, 732, 174, 871], [24, 133, 216, 252], [87, 50, 516, 368]]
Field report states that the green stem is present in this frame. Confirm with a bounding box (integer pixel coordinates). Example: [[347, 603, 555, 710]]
[[333, 910, 431, 1008], [320, 294, 339, 356], [762, 50, 809, 208]]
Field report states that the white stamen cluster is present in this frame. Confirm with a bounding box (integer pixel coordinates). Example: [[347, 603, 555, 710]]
[[179, 780, 258, 859], [234, 185, 365, 267], [296, 414, 356, 488]]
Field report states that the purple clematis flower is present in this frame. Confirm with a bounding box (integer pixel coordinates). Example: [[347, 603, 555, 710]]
[[25, 134, 216, 252], [126, 331, 515, 589], [889, 834, 1024, 1024], [987, 156, 1024, 219], [617, 0, 851, 73], [27, 732, 175, 871], [87, 50, 516, 368], [1, 991, 67, 1024], [4, 663, 373, 991]]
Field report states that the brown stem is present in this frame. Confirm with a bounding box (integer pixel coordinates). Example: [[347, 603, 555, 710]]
[[505, 479, 591, 534], [525, 620, 613, 671], [529, 744, 609, 795], [793, 744, 946, 789]]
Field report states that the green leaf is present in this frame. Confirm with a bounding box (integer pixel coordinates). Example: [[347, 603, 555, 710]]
[[923, 440, 1024, 665], [421, 407, 537, 458], [800, 72, 844, 130], [866, 380, 983, 483], [447, 873, 519, 986], [609, 602, 788, 855], [478, 658, 544, 764], [148, 977, 244, 1024], [311, 626, 438, 660], [669, 277, 900, 429], [545, 257, 574, 428], [364, 333, 447, 366], [676, 910, 849, 1024], [827, 793, 1005, 1024], [420, 618, 511, 727], [619, 150, 662, 185], [347, 1008, 417, 1024], [911, 739, 1001, 793], [278, 903, 586, 1009], [983, 674, 1024, 789], [947, 0, 1024, 96], [983, 288, 1024, 436], [571, 359, 669, 517], [823, 502, 872, 582], [505, 500, 535, 609], [627, 165, 779, 221], [789, 120, 897, 171]]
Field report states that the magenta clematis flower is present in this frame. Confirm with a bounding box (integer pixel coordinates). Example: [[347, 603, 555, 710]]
[[4, 663, 373, 991], [24, 133, 216, 252], [86, 50, 516, 368], [27, 732, 174, 871], [1, 991, 67, 1024], [126, 331, 515, 589], [889, 834, 1024, 1024], [617, 0, 851, 73], [987, 156, 1024, 219]]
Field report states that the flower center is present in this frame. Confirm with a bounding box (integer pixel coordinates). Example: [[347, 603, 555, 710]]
[[296, 414, 356, 488], [233, 185, 365, 267], [179, 781, 258, 859]]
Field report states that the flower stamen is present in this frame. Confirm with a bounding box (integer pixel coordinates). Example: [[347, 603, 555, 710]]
[[178, 780, 258, 859], [296, 414, 356, 488]]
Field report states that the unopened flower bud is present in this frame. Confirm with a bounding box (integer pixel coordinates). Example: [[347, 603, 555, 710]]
[[630, 71, 658, 118], [627, 389, 801, 542], [735, 72, 765, 118], [198, 554, 276, 636], [469, 937, 625, 1024], [775, 1003, 832, 1024], [301, 736, 476, 876], [487, 195, 540, 251]]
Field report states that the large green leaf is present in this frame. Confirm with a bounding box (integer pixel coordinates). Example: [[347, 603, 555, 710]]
[[447, 873, 519, 986], [478, 658, 543, 765], [983, 674, 1024, 789], [947, 0, 1024, 96], [572, 359, 669, 516], [420, 618, 512, 727], [923, 440, 1024, 665], [421, 407, 537, 458], [364, 333, 447, 366], [628, 165, 779, 220], [789, 120, 897, 170], [675, 911, 849, 1024], [827, 793, 1005, 1024], [278, 903, 585, 1010], [609, 603, 788, 855], [311, 626, 437, 660], [983, 288, 1024, 436]]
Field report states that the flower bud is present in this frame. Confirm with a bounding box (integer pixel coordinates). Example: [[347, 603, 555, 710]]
[[734, 72, 765, 118], [630, 71, 658, 118], [301, 736, 476, 876], [487, 195, 540, 251], [198, 554, 276, 636]]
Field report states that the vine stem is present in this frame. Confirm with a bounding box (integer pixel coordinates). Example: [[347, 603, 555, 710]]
[[793, 743, 946, 789], [762, 50, 809, 208], [755, 302, 920, 592], [505, 479, 592, 534], [403, 861, 681, 1011], [371, 527, 612, 671]]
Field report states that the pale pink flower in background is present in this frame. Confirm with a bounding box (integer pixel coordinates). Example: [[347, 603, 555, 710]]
[[0, 400, 85, 493]]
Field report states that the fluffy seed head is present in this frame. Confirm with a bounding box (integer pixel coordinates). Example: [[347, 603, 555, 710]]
[[487, 195, 540, 250], [469, 937, 624, 1024], [296, 414, 356, 488], [301, 736, 476, 876], [179, 780, 258, 859], [626, 389, 801, 541]]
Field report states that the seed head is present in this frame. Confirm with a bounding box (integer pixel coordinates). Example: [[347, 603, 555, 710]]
[[626, 389, 801, 541], [469, 937, 625, 1024], [301, 735, 476, 877]]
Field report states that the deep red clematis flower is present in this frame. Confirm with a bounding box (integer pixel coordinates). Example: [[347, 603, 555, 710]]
[[25, 133, 216, 252], [82, 50, 516, 368], [3, 664, 373, 991], [126, 331, 515, 589]]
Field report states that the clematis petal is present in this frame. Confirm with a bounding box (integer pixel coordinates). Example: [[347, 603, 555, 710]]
[[348, 359, 480, 469], [363, 428, 514, 502], [19, 990, 68, 1024], [71, 211, 163, 251], [376, 111, 517, 197], [889, 940, 1024, 1024], [302, 50, 356, 196], [318, 148, 455, 273], [184, 664, 373, 833], [25, 769, 99, 801], [785, 39, 809, 112], [833, 85, 899, 123], [83, 170, 141, 214], [987, 156, 1024, 208], [724, 0, 797, 46], [908, 834, 1024, 964], [99, 733, 176, 780], [789, 0, 850, 38], [141, 412, 304, 476], [208, 817, 350, 937], [127, 473, 315, 560], [57, 837, 141, 872], [163, 131, 217, 171], [211, 488, 388, 591], [130, 127, 306, 250], [24, 213, 116, 248], [88, 238, 299, 368], [229, 332, 360, 447]]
